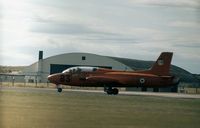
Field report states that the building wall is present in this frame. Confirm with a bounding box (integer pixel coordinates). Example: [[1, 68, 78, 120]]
[[22, 62, 38, 75]]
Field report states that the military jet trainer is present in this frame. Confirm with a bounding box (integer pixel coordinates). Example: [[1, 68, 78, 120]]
[[48, 52, 180, 95]]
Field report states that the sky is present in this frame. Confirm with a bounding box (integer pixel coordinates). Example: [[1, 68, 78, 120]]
[[0, 0, 200, 73]]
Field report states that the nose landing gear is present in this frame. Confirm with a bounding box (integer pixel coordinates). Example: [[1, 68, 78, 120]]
[[57, 88, 62, 92], [56, 85, 62, 92]]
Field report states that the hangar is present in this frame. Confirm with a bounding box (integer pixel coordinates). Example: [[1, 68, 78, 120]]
[[21, 51, 199, 92], [22, 51, 132, 83]]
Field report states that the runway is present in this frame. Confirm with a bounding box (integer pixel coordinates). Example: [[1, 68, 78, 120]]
[[1, 86, 200, 99]]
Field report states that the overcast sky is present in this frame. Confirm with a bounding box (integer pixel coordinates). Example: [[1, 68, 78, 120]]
[[1, 0, 200, 73]]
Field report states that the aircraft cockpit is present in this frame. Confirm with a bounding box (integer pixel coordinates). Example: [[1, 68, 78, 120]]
[[62, 66, 99, 74]]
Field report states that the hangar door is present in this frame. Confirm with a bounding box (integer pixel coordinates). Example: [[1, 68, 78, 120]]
[[50, 64, 112, 74]]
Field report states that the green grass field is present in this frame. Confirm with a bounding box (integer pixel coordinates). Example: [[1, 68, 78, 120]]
[[0, 89, 200, 128]]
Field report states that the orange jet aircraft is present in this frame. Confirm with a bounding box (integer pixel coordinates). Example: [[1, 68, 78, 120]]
[[48, 52, 180, 94]]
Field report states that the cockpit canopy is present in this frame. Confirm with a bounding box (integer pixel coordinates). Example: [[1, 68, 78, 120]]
[[62, 66, 99, 74]]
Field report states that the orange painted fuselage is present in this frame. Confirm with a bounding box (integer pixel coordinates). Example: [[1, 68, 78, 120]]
[[47, 52, 180, 93], [48, 68, 178, 88]]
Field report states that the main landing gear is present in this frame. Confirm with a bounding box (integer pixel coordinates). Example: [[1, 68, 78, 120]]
[[104, 87, 119, 95], [56, 85, 62, 92]]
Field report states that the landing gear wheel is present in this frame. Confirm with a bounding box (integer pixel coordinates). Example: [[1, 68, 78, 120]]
[[105, 87, 119, 95], [57, 88, 62, 92], [113, 88, 119, 95], [105, 87, 112, 95], [106, 89, 113, 95], [56, 85, 62, 93]]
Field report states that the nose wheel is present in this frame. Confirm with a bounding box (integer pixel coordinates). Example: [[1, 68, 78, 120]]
[[57, 88, 62, 92], [104, 87, 119, 95], [56, 85, 62, 93]]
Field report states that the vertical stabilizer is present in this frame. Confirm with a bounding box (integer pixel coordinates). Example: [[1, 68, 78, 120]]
[[150, 52, 173, 76]]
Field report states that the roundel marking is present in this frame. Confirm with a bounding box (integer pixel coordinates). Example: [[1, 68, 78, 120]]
[[157, 59, 164, 66], [140, 78, 145, 84]]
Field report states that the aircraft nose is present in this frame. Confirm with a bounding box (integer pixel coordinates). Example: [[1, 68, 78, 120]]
[[47, 75, 52, 81], [47, 74, 59, 84], [47, 75, 54, 82]]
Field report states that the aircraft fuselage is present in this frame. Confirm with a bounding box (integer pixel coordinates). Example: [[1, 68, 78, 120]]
[[47, 52, 180, 94]]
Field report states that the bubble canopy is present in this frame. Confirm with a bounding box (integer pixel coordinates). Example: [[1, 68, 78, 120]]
[[62, 66, 99, 73]]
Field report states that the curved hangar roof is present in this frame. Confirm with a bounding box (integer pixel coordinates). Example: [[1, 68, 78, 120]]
[[25, 52, 198, 83], [41, 52, 132, 74]]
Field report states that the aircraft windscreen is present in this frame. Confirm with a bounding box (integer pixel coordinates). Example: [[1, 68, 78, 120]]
[[62, 66, 98, 73]]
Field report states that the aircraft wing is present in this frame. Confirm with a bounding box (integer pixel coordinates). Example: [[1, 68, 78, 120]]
[[86, 76, 123, 85]]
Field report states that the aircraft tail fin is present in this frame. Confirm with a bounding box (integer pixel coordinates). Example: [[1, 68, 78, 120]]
[[149, 52, 173, 76]]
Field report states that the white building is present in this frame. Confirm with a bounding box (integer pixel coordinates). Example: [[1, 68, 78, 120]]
[[22, 52, 132, 83]]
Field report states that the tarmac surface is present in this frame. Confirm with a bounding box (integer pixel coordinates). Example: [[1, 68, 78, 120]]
[[1, 86, 200, 99]]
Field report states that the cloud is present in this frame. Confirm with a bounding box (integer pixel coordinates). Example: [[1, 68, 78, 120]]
[[169, 21, 200, 28], [0, 49, 35, 66], [129, 0, 200, 8], [31, 23, 96, 35], [30, 21, 124, 38], [1, 0, 200, 73]]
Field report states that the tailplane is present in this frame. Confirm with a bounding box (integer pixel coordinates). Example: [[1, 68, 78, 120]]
[[149, 52, 173, 76]]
